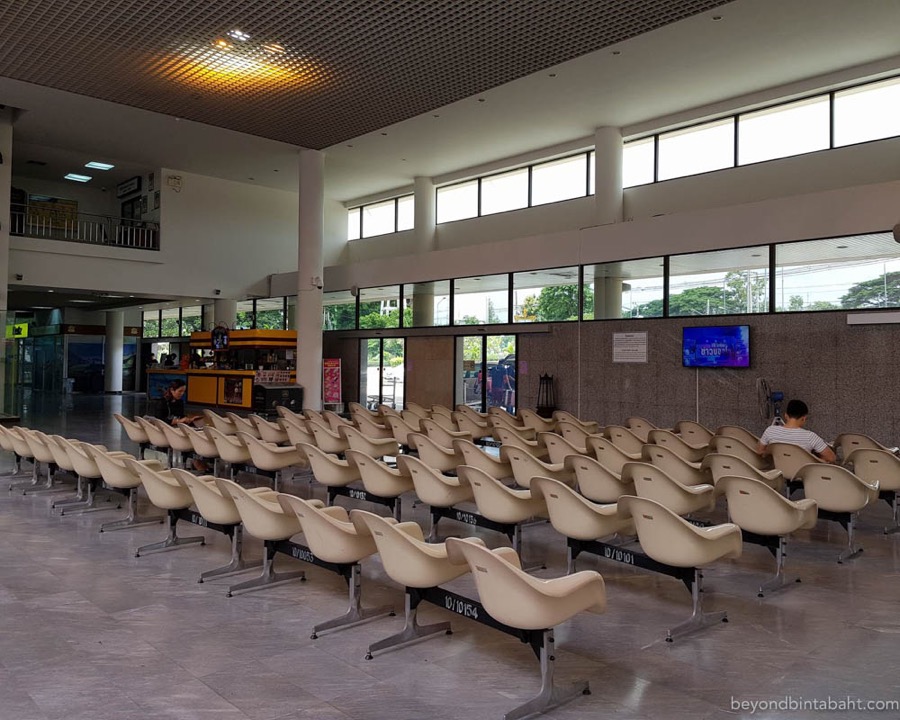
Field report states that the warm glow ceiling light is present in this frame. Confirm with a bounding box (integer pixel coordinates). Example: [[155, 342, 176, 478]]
[[64, 173, 92, 182]]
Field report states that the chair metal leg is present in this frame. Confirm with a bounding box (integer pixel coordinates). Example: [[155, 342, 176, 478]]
[[59, 479, 120, 516], [198, 525, 261, 582], [225, 542, 305, 597], [884, 492, 900, 535], [51, 475, 87, 508], [310, 564, 394, 639], [665, 569, 728, 642], [512, 523, 544, 571], [504, 630, 590, 720], [838, 514, 863, 563], [758, 536, 800, 597], [8, 459, 39, 491], [100, 488, 165, 532], [135, 510, 205, 557], [23, 464, 70, 495], [365, 591, 451, 659]]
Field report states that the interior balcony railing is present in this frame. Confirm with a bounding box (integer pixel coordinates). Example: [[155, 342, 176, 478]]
[[9, 203, 160, 251]]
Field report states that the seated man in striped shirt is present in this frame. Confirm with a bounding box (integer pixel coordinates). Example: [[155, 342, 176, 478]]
[[757, 399, 836, 464]]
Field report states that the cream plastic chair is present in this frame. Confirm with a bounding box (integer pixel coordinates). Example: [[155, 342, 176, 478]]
[[555, 421, 593, 449], [500, 444, 574, 489], [203, 409, 238, 435], [408, 432, 462, 473], [768, 442, 823, 482], [85, 445, 165, 532], [205, 426, 252, 476], [377, 404, 401, 418], [714, 425, 761, 450], [702, 453, 784, 494], [719, 475, 817, 596], [586, 436, 638, 476], [181, 425, 222, 476], [618, 495, 742, 642], [707, 435, 770, 470], [59, 438, 130, 516], [299, 443, 361, 494], [520, 409, 557, 433], [281, 417, 317, 447], [622, 461, 715, 516], [445, 537, 606, 720], [385, 414, 423, 448], [565, 454, 635, 503], [345, 449, 414, 518], [603, 425, 645, 458], [455, 404, 489, 422], [835, 433, 898, 462], [156, 420, 196, 468], [277, 494, 394, 637], [430, 404, 454, 419], [350, 509, 473, 658], [674, 420, 715, 445], [552, 411, 601, 435], [795, 463, 879, 562], [46, 435, 87, 510], [493, 425, 549, 459], [421, 418, 472, 447], [625, 416, 660, 443], [323, 409, 354, 433], [124, 459, 207, 557], [397, 454, 474, 539], [642, 444, 711, 487], [276, 405, 307, 423], [135, 416, 172, 464], [348, 401, 383, 423], [239, 432, 307, 490], [0, 425, 24, 479], [114, 413, 150, 458], [539, 432, 587, 465], [401, 410, 426, 428], [225, 412, 261, 439], [405, 402, 432, 420], [845, 447, 900, 533], [451, 439, 512, 481], [490, 414, 535, 440], [19, 428, 67, 495], [452, 412, 493, 441], [250, 414, 289, 444], [339, 425, 400, 459], [426, 411, 457, 432], [530, 476, 634, 572], [170, 468, 265, 584], [488, 406, 523, 426], [352, 411, 394, 440], [648, 429, 708, 464], [215, 478, 306, 595]]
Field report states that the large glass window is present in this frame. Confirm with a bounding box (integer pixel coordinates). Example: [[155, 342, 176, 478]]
[[583, 258, 665, 319], [160, 307, 181, 337], [623, 138, 655, 188], [513, 266, 580, 322], [255, 298, 286, 329], [348, 194, 414, 239], [834, 76, 900, 147], [235, 300, 255, 329], [323, 291, 356, 330], [404, 280, 450, 327], [359, 285, 402, 329], [347, 207, 361, 241], [658, 119, 735, 181], [531, 155, 588, 206], [142, 311, 159, 338], [397, 195, 415, 231], [436, 180, 478, 223], [775, 232, 900, 312], [738, 97, 829, 165], [181, 306, 202, 335], [669, 246, 770, 316], [453, 274, 509, 325], [286, 295, 297, 330], [361, 199, 396, 238], [481, 168, 528, 216]]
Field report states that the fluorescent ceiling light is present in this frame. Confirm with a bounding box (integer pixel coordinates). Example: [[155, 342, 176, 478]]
[[31, 306, 53, 310], [64, 173, 92, 182], [70, 299, 95, 304], [228, 29, 251, 41], [85, 161, 115, 170]]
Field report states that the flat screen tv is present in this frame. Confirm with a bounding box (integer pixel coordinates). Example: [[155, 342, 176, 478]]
[[211, 326, 230, 351], [682, 325, 750, 368]]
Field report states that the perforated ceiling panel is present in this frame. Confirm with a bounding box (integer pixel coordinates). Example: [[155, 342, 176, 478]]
[[0, 0, 733, 149]]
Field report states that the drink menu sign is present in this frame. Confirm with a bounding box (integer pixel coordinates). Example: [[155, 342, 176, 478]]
[[323, 359, 342, 403]]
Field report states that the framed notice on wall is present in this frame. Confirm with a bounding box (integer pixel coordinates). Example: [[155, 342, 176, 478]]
[[323, 359, 342, 403], [612, 332, 648, 363]]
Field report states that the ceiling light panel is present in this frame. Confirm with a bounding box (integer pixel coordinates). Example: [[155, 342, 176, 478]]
[[64, 173, 92, 182], [85, 161, 115, 169], [0, 0, 731, 149]]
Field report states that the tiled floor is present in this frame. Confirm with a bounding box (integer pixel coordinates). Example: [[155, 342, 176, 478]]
[[2, 393, 900, 719]]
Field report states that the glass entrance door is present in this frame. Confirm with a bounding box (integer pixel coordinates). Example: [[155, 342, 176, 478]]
[[455, 334, 516, 413], [360, 337, 405, 410]]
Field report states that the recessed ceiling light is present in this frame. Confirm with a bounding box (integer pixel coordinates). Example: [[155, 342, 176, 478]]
[[611, 50, 621, 55], [48, 290, 55, 293], [262, 42, 284, 54], [70, 299, 95, 304], [477, 98, 485, 103], [548, 73, 557, 77], [836, 245, 848, 249], [85, 161, 115, 170], [31, 306, 53, 310], [227, 29, 251, 42], [64, 173, 92, 182], [712, 15, 722, 20]]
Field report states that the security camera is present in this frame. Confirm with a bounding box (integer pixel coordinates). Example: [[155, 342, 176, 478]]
[[315, 281, 323, 290], [214, 288, 221, 296], [15, 273, 23, 281]]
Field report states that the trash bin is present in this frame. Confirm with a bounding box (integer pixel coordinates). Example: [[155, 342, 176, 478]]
[[64, 378, 75, 394]]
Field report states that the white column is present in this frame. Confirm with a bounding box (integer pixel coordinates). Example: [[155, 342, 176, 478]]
[[104, 310, 124, 393], [297, 149, 325, 410], [0, 109, 13, 412], [413, 176, 435, 254], [593, 126, 624, 226], [213, 299, 237, 327]]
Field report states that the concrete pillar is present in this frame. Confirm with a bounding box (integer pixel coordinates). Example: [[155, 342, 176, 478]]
[[296, 149, 325, 410], [213, 299, 237, 327], [593, 126, 624, 227], [411, 283, 435, 326], [413, 176, 435, 254], [592, 269, 625, 320], [0, 109, 14, 412], [104, 310, 124, 393]]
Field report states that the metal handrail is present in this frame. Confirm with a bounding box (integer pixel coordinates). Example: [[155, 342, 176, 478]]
[[9, 202, 160, 251]]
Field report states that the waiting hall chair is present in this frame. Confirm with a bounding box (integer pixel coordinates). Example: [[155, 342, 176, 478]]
[[451, 439, 513, 481], [125, 459, 206, 557], [565, 454, 635, 503], [0, 425, 26, 480], [673, 420, 715, 446], [430, 404, 454, 419], [345, 449, 414, 519], [405, 402, 432, 421], [488, 406, 523, 426], [170, 468, 264, 584], [767, 442, 823, 483], [603, 425, 645, 458], [834, 433, 898, 463], [555, 421, 595, 449], [845, 447, 900, 533], [238, 432, 308, 491], [135, 417, 172, 465], [250, 414, 289, 444], [490, 414, 535, 440], [85, 445, 165, 533], [445, 537, 606, 720], [59, 438, 130, 516], [350, 510, 473, 658], [794, 463, 878, 563], [156, 420, 196, 468], [641, 444, 711, 488], [500, 444, 574, 489], [46, 435, 88, 510], [622, 462, 716, 517], [618, 495, 742, 642], [421, 418, 472, 448], [520, 409, 557, 434], [452, 412, 493, 442], [113, 413, 150, 459], [718, 475, 817, 597], [215, 478, 306, 596], [455, 404, 489, 422], [225, 412, 260, 439], [307, 416, 351, 455], [203, 409, 238, 435], [397, 454, 475, 540], [706, 436, 771, 472], [407, 432, 463, 474], [352, 412, 395, 440], [277, 494, 394, 638], [552, 411, 601, 435], [586, 436, 638, 476], [205, 426, 252, 477], [493, 425, 548, 458], [4, 426, 39, 491], [280, 417, 317, 448], [20, 429, 68, 495], [348, 402, 383, 423], [539, 432, 587, 465], [714, 425, 761, 451], [625, 416, 663, 443], [648, 429, 708, 464], [339, 425, 400, 459], [701, 453, 784, 494], [181, 425, 222, 476], [323, 410, 354, 434], [299, 443, 362, 495]]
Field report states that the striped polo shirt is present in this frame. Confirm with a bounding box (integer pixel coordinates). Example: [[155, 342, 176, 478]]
[[759, 425, 828, 454]]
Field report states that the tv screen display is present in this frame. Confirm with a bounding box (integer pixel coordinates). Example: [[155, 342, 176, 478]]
[[211, 327, 230, 351], [682, 325, 750, 368]]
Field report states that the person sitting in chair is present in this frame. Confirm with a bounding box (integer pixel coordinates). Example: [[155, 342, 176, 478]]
[[757, 399, 836, 463]]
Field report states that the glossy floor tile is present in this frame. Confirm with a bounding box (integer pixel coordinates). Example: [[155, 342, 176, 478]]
[[2, 393, 900, 719]]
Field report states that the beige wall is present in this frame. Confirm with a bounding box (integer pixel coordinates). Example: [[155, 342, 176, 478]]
[[404, 336, 455, 410]]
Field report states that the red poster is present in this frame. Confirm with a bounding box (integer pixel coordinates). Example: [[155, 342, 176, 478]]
[[322, 359, 342, 404]]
